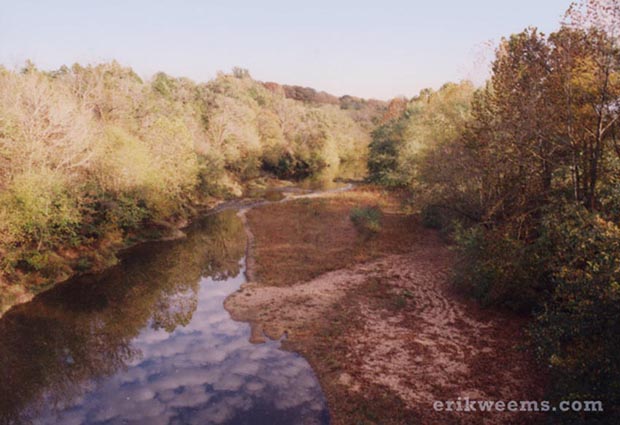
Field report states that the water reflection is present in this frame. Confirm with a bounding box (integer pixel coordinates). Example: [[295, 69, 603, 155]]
[[0, 210, 329, 425]]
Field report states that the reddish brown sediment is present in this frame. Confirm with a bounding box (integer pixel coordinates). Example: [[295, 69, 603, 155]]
[[225, 187, 546, 425]]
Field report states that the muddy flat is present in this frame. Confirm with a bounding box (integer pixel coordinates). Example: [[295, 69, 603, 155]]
[[225, 186, 545, 425]]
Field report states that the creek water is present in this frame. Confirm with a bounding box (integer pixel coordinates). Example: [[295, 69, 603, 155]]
[[0, 209, 330, 425]]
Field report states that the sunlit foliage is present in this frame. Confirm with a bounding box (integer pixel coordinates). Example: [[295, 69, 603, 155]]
[[0, 62, 373, 294]]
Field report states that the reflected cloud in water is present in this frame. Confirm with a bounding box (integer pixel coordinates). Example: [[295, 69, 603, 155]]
[[0, 211, 329, 425]]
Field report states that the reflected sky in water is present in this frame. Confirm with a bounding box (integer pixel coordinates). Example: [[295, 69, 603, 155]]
[[0, 211, 329, 425]]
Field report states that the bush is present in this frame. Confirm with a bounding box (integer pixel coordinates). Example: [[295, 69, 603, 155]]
[[16, 251, 49, 272], [452, 224, 552, 312], [350, 206, 383, 235], [0, 169, 81, 248], [420, 204, 449, 230], [531, 207, 620, 423], [15, 250, 71, 283], [366, 125, 404, 186]]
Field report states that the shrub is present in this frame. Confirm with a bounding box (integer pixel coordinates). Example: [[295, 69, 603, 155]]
[[350, 206, 383, 235], [452, 224, 552, 312], [366, 124, 404, 186], [15, 250, 71, 283], [420, 204, 444, 229], [0, 169, 81, 248], [531, 206, 620, 422]]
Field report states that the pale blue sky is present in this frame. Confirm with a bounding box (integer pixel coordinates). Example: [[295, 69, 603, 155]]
[[0, 0, 572, 99]]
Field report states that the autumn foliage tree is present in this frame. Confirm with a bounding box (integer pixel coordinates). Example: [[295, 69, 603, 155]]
[[365, 0, 620, 420], [0, 62, 374, 310]]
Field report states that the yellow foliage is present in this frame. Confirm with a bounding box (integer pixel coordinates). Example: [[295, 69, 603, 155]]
[[0, 169, 79, 247]]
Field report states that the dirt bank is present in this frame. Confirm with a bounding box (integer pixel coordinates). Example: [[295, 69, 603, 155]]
[[225, 187, 545, 424]]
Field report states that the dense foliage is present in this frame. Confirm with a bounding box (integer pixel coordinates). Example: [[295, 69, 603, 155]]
[[367, 0, 620, 421], [0, 63, 377, 301]]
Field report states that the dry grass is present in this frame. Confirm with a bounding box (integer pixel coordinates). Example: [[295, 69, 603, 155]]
[[287, 276, 423, 425], [246, 186, 417, 287]]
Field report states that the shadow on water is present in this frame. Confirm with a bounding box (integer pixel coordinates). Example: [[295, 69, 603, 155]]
[[0, 210, 329, 425]]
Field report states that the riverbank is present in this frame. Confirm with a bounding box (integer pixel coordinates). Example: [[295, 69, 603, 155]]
[[0, 176, 298, 317], [225, 186, 546, 424]]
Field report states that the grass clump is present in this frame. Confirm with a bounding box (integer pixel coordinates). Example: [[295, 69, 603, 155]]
[[350, 206, 382, 235]]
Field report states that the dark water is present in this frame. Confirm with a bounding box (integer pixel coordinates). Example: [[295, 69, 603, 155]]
[[0, 210, 329, 425]]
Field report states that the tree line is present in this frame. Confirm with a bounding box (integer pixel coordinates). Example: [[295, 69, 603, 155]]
[[0, 62, 382, 307]]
